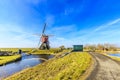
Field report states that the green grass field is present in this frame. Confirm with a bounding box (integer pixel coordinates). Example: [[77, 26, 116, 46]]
[[0, 55, 21, 66], [5, 52, 92, 80], [0, 48, 64, 54], [0, 48, 33, 53], [28, 48, 63, 54]]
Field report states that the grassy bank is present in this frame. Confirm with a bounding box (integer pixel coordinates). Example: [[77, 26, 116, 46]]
[[108, 56, 120, 61], [28, 48, 62, 55], [0, 48, 33, 53], [0, 48, 64, 54], [5, 52, 91, 80], [103, 53, 120, 61], [0, 55, 21, 66], [96, 51, 120, 61]]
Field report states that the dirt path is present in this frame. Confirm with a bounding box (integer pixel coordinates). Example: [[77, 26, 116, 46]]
[[87, 52, 120, 80]]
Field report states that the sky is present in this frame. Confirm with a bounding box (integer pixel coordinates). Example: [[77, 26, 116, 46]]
[[0, 0, 120, 48]]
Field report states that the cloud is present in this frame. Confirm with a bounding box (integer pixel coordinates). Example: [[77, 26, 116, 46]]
[[0, 24, 23, 33], [0, 23, 39, 48], [56, 18, 120, 46], [52, 24, 76, 32], [95, 18, 120, 31], [50, 37, 83, 48], [107, 18, 120, 25], [77, 18, 120, 44]]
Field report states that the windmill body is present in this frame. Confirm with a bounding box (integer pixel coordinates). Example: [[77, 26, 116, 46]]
[[38, 23, 51, 50], [39, 35, 50, 50], [41, 35, 48, 43]]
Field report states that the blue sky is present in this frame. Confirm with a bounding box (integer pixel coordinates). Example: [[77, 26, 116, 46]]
[[0, 0, 120, 48]]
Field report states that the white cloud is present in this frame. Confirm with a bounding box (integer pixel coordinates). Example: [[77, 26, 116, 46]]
[[1, 18, 120, 48], [107, 18, 120, 26], [52, 24, 76, 32], [0, 24, 23, 33], [49, 18, 120, 47], [0, 23, 39, 48], [95, 18, 120, 31], [50, 36, 83, 48], [60, 18, 120, 46]]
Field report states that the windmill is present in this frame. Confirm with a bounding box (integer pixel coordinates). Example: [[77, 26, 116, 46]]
[[37, 23, 53, 50]]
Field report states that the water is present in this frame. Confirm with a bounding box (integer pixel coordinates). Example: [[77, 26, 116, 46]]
[[0, 53, 54, 79], [109, 53, 120, 57]]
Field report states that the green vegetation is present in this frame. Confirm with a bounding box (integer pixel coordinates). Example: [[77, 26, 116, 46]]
[[28, 48, 63, 54], [108, 56, 120, 61], [0, 48, 33, 53], [84, 43, 118, 52], [96, 51, 120, 61], [5, 52, 91, 80], [100, 53, 120, 61], [0, 55, 21, 66], [0, 48, 66, 54]]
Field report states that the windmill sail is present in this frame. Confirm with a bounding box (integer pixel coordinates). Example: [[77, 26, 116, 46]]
[[42, 23, 46, 35]]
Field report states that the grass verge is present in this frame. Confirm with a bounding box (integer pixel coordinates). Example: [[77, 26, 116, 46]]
[[108, 56, 120, 61], [5, 52, 91, 80], [0, 55, 21, 66], [103, 53, 120, 61], [96, 51, 120, 61]]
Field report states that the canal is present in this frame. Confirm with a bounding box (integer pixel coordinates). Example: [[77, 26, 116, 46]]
[[0, 53, 54, 79], [109, 53, 120, 57]]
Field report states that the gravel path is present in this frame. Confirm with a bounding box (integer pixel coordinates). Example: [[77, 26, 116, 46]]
[[87, 52, 120, 80]]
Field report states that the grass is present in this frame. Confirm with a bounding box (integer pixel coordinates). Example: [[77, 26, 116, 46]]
[[5, 52, 92, 80], [0, 48, 33, 53], [102, 53, 120, 61], [96, 51, 120, 61], [0, 48, 64, 54], [108, 56, 120, 61], [0, 55, 21, 66], [28, 48, 62, 54]]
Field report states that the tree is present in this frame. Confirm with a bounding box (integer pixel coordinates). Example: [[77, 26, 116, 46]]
[[84, 44, 96, 51], [97, 44, 104, 51], [104, 43, 117, 51], [59, 45, 65, 50]]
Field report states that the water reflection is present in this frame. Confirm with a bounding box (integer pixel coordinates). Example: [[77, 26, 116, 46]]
[[0, 53, 54, 79], [109, 53, 120, 57]]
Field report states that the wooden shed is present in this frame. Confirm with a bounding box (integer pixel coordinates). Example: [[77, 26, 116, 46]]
[[73, 45, 83, 51]]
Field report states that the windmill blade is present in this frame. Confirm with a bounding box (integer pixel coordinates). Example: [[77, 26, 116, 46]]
[[33, 34, 42, 36], [37, 39, 41, 48], [47, 34, 54, 37], [42, 23, 46, 34]]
